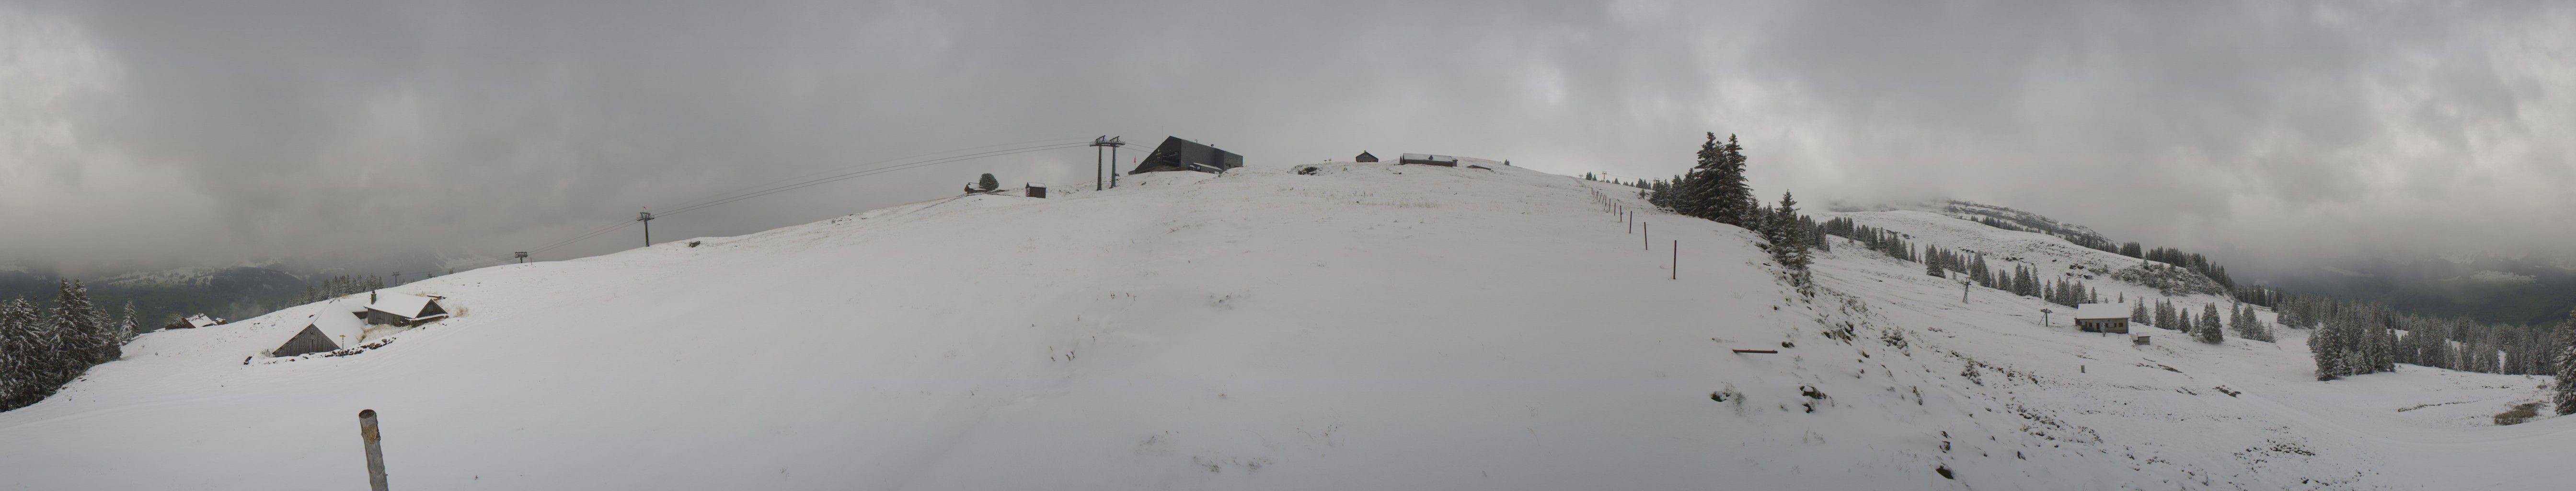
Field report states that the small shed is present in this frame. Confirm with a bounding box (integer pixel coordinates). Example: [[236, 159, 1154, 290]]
[[1355, 152, 1379, 163], [363, 292, 449, 327], [275, 304, 368, 356], [1398, 153, 1459, 166], [1026, 183, 1047, 199], [2073, 303, 2130, 334]]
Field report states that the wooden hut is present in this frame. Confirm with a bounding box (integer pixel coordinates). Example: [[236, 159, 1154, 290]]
[[1025, 183, 1047, 198], [1355, 151, 1379, 163], [363, 292, 450, 327], [2073, 303, 2131, 334], [275, 302, 369, 356], [1398, 153, 1459, 166]]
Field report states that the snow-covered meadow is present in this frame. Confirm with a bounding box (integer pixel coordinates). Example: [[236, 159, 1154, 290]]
[[0, 161, 2564, 490]]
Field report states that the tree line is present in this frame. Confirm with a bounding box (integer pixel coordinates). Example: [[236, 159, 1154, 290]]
[[0, 280, 138, 411], [2273, 293, 2572, 380], [291, 274, 387, 306]]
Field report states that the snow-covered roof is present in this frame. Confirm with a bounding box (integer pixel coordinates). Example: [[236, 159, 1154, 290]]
[[184, 314, 223, 328], [2073, 303, 2129, 320], [1399, 153, 1458, 163], [302, 306, 368, 349], [365, 292, 441, 319]]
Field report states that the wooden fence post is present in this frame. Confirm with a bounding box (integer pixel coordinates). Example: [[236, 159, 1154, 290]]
[[1670, 241, 1678, 279], [359, 409, 390, 491]]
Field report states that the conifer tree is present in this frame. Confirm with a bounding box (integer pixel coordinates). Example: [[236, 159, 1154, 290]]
[[116, 302, 138, 344], [1806, 217, 1829, 252], [0, 296, 34, 406], [1769, 193, 1811, 274], [2132, 300, 2148, 324], [1666, 134, 1725, 219], [1969, 256, 1991, 286], [2552, 310, 2576, 415], [2309, 316, 2344, 380], [1, 295, 68, 409], [1705, 135, 1757, 227], [2196, 303, 2225, 343], [978, 173, 1000, 192]]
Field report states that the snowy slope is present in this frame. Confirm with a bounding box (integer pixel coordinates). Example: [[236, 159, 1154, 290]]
[[0, 162, 2568, 490]]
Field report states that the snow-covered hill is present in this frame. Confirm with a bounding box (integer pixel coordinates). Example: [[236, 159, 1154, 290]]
[[0, 162, 2566, 490]]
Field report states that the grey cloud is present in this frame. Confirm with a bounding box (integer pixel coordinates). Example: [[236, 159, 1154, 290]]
[[1, 0, 2571, 281]]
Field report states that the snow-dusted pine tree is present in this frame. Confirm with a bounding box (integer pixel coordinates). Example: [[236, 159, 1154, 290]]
[[2196, 304, 2225, 344], [2553, 311, 2576, 415], [116, 302, 138, 344], [2308, 322, 2340, 380], [1705, 135, 1758, 228], [54, 280, 114, 366]]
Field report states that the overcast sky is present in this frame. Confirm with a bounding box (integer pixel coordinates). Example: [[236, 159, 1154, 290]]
[[4, 0, 2572, 279]]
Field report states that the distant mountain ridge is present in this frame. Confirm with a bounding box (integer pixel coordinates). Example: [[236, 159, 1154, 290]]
[[0, 266, 307, 327], [1831, 199, 2126, 257]]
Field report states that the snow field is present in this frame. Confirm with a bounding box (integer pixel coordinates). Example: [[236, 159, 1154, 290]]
[[0, 162, 2564, 490]]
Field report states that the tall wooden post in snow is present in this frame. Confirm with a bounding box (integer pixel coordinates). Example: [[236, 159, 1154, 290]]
[[358, 409, 390, 491]]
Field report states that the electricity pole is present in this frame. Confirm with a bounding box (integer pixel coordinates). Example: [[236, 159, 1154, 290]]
[[638, 210, 656, 246], [1091, 136, 1125, 190]]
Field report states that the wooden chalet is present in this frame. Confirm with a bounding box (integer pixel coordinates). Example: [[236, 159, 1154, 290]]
[[2072, 303, 2131, 334]]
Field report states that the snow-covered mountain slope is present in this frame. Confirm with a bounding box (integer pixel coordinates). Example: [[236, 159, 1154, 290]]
[[1, 163, 2566, 490]]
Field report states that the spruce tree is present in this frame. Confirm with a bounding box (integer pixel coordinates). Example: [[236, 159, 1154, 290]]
[[1670, 134, 1725, 218], [2196, 303, 2225, 343], [53, 280, 114, 366], [2309, 316, 2343, 380], [1, 296, 62, 409], [0, 297, 30, 406], [1769, 192, 1810, 272], [978, 174, 1000, 192], [1705, 135, 1757, 227], [2552, 310, 2576, 415], [1969, 256, 1991, 286], [117, 302, 138, 344]]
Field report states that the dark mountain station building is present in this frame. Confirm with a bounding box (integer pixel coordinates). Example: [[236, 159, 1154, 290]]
[[1128, 137, 1243, 174]]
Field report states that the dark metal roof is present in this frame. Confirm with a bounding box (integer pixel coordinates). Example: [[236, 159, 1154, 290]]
[[1128, 137, 1243, 174]]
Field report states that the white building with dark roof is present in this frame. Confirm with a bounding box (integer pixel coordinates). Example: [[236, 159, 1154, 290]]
[[2072, 303, 2131, 334]]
